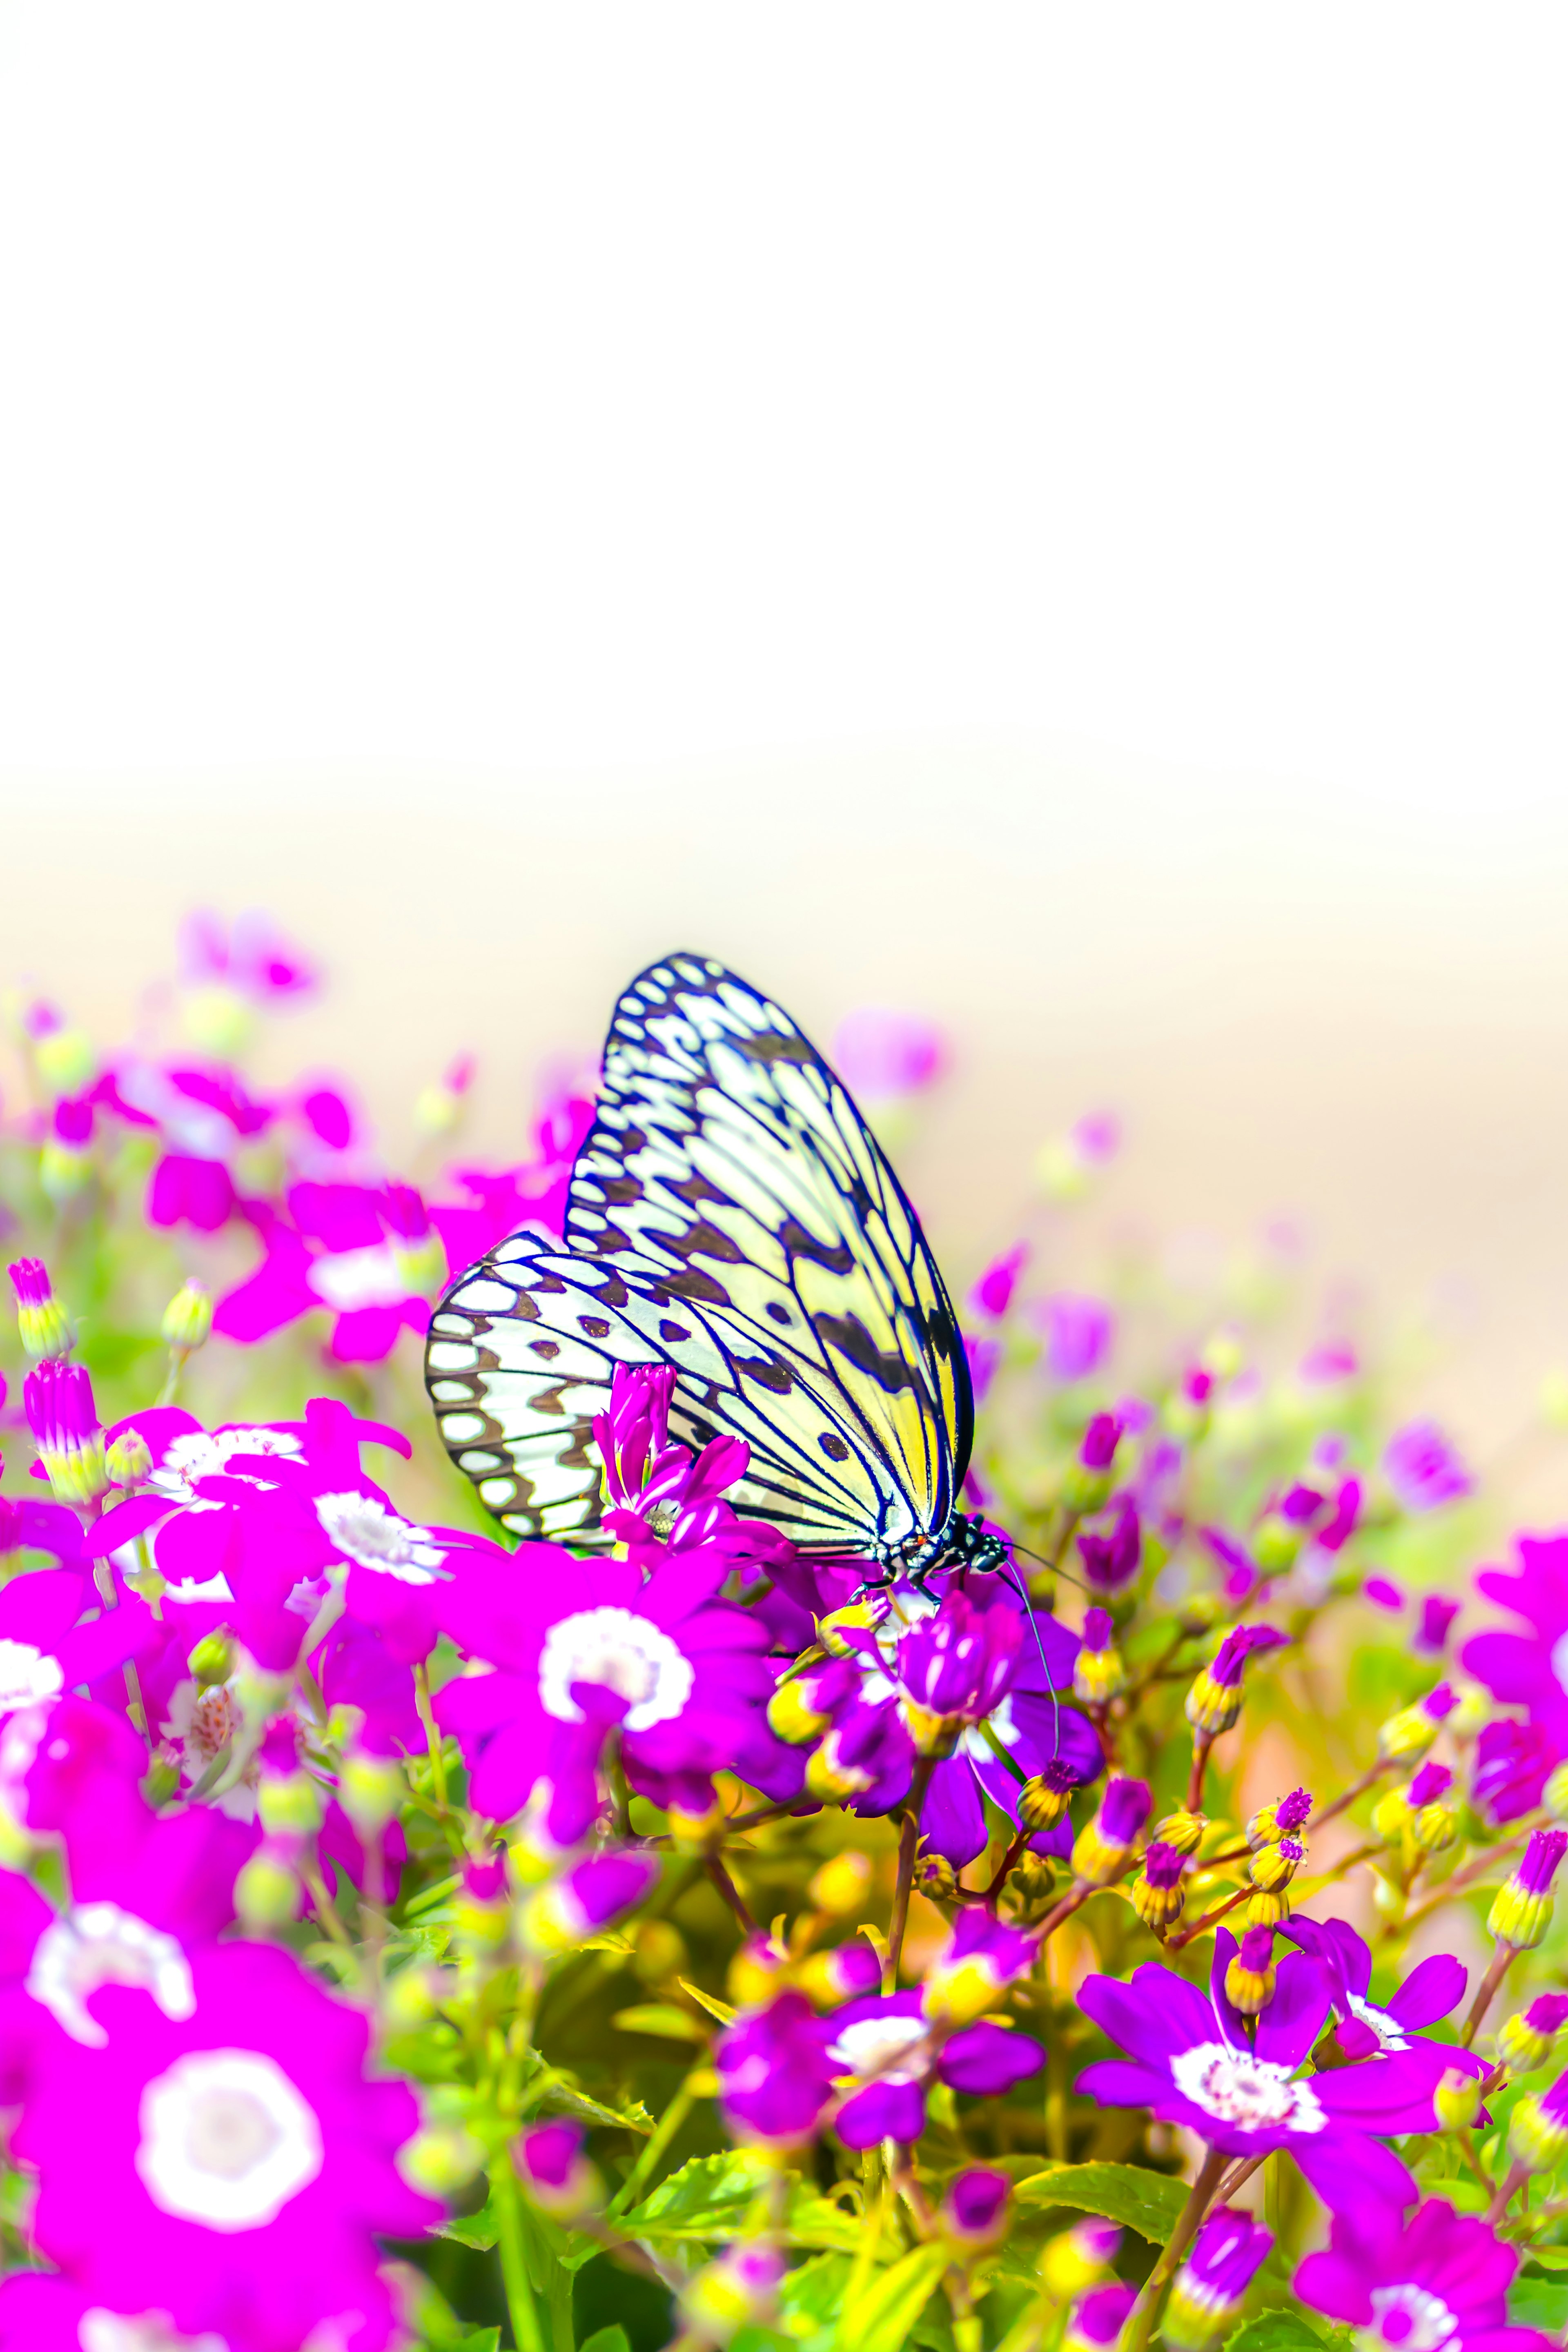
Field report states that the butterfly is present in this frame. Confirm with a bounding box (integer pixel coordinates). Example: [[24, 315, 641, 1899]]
[[423, 952, 1008, 1592]]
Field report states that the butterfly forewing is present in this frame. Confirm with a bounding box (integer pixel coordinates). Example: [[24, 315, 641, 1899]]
[[425, 953, 972, 1559]]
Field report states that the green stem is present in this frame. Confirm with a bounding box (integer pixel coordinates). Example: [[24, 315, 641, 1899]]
[[607, 2074, 700, 2216], [885, 1757, 935, 1991], [492, 2153, 548, 2352], [1121, 2144, 1230, 2352]]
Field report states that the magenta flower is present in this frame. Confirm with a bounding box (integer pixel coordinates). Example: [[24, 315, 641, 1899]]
[[826, 1988, 1042, 2147], [1472, 1720, 1560, 1825], [1067, 2283, 1138, 2352], [830, 1007, 946, 1102], [895, 1588, 1023, 1734], [969, 1243, 1029, 1321], [179, 908, 318, 1004], [10, 1939, 435, 2352], [1036, 1294, 1115, 1383], [214, 1182, 438, 1362], [1281, 1916, 1484, 2118], [943, 2167, 1011, 2244], [24, 1361, 107, 1509], [436, 1546, 793, 1841], [428, 1091, 595, 1275], [715, 1991, 841, 2147], [1296, 2198, 1553, 2352], [98, 1059, 276, 1234], [1167, 2207, 1274, 2347], [1076, 1934, 1430, 2209], [594, 1365, 789, 1575], [1385, 1421, 1473, 1514], [0, 1568, 158, 1728], [1077, 1495, 1141, 1592], [1463, 1535, 1568, 1752]]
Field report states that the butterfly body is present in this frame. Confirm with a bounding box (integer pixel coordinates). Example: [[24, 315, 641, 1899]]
[[425, 952, 1001, 1596]]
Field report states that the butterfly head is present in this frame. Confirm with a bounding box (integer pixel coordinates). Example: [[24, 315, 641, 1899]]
[[939, 1513, 1012, 1578]]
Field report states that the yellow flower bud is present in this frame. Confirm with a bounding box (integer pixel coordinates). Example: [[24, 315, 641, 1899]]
[[808, 1850, 872, 1915], [160, 1280, 214, 1351]]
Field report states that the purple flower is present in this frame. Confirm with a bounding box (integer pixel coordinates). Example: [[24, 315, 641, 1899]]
[[9, 1939, 436, 2351], [943, 2166, 1010, 2244], [1489, 1829, 1568, 1949], [1073, 1776, 1152, 1884], [831, 1007, 946, 1101], [1464, 1535, 1568, 1751], [1080, 1413, 1123, 1472], [964, 1334, 1002, 1405], [715, 1991, 840, 2147], [1416, 1595, 1462, 1655], [896, 1590, 1022, 1740], [1076, 1936, 1432, 2209], [24, 1362, 107, 1510], [1472, 1720, 1559, 1824], [1067, 2284, 1138, 2352], [1186, 1624, 1287, 1735], [517, 1850, 662, 1955], [921, 1909, 1038, 2026], [1077, 1496, 1141, 1592], [437, 1544, 793, 1842], [595, 1365, 795, 1577], [179, 907, 318, 1004], [1167, 2207, 1274, 2348], [970, 1244, 1029, 1321], [1036, 1294, 1114, 1383], [214, 1181, 438, 1362], [0, 1568, 158, 1731], [8, 1258, 73, 1361], [515, 2118, 597, 2216], [826, 1989, 1042, 2147], [1281, 1915, 1485, 2116], [1385, 1421, 1473, 1514], [1296, 2198, 1552, 2352]]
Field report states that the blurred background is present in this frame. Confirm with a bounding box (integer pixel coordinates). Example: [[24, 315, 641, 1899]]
[[3, 6, 1568, 1497]]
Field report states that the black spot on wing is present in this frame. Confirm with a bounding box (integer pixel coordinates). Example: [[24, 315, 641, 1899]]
[[813, 1311, 920, 1396]]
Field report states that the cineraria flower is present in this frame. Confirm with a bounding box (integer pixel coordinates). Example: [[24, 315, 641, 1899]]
[[1077, 1494, 1140, 1592], [830, 1006, 945, 1103], [427, 1089, 595, 1276], [1295, 2198, 1554, 2352], [1487, 1828, 1568, 1951], [1472, 1719, 1559, 1824], [437, 1546, 794, 1842], [1066, 2283, 1138, 2352], [894, 1588, 1023, 1753], [594, 1366, 793, 1577], [1281, 1915, 1485, 2117], [515, 1850, 661, 1957], [921, 1909, 1037, 2027], [214, 1183, 440, 1363], [8, 1258, 74, 1360], [99, 1058, 277, 1234], [0, 1568, 158, 1729], [1076, 1935, 1431, 2207], [825, 1987, 1043, 2147], [1463, 1535, 1568, 1755], [11, 1939, 437, 2352], [1186, 1624, 1288, 1737], [24, 1361, 109, 1510], [1385, 1421, 1473, 1515], [1035, 1293, 1115, 1383], [943, 2167, 1011, 2246], [178, 906, 318, 1011], [1497, 1993, 1568, 2076], [0, 1493, 83, 1573], [715, 1990, 841, 2148], [969, 1244, 1029, 1321]]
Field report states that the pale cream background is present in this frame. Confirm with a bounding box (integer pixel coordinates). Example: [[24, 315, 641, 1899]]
[[3, 8, 1568, 1509]]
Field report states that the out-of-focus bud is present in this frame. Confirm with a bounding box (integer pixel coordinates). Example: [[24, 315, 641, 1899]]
[[1072, 1607, 1126, 1706], [1498, 1994, 1568, 2075], [402, 2123, 486, 2198], [189, 1631, 235, 1688], [1378, 1682, 1457, 1764], [808, 1849, 872, 1916], [235, 1842, 303, 1930], [1247, 1837, 1305, 1895], [795, 1941, 881, 2008], [457, 1851, 513, 1950], [767, 1672, 834, 1745], [942, 2166, 1011, 2247], [517, 1850, 659, 1958], [1433, 2067, 1483, 2133], [414, 1053, 476, 1138], [380, 1964, 443, 2036], [33, 1024, 96, 1096], [817, 1604, 878, 1658], [514, 2118, 599, 2220], [1185, 1626, 1287, 1739], [1062, 1413, 1123, 1516], [727, 1932, 790, 2009], [1178, 1590, 1225, 1638], [384, 1185, 445, 1294], [1543, 1763, 1568, 1823], [1488, 1829, 1568, 1952], [1043, 2217, 1124, 2298], [1510, 2069, 1568, 2172], [8, 1259, 74, 1361], [339, 1748, 405, 1833], [39, 1098, 94, 1201], [1071, 1777, 1151, 1886], [1004, 1851, 1056, 1916], [921, 1913, 1037, 2028], [1036, 1111, 1120, 1203], [1164, 2208, 1273, 2350], [1065, 2285, 1138, 2352], [181, 982, 254, 1060], [1246, 1788, 1311, 1850], [160, 1279, 214, 1352], [1154, 1807, 1208, 1857], [140, 1754, 182, 1809], [679, 2242, 786, 2345], [1223, 1927, 1276, 2017], [667, 1790, 727, 1848], [631, 1919, 686, 1984], [1131, 1841, 1188, 1932], [804, 1728, 875, 1802], [105, 1428, 154, 1490], [23, 1359, 107, 1507], [1019, 1758, 1081, 1834], [257, 1750, 323, 1838]]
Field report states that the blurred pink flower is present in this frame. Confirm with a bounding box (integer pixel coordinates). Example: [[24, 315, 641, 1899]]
[[1035, 1292, 1115, 1382], [214, 1183, 436, 1361], [831, 1007, 946, 1102], [1384, 1421, 1472, 1514], [178, 909, 318, 1003]]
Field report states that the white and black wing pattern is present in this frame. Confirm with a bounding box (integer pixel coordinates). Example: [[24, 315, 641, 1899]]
[[424, 951, 973, 1559]]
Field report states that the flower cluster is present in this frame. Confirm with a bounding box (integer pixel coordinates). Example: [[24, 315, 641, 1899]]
[[6, 920, 1568, 2352]]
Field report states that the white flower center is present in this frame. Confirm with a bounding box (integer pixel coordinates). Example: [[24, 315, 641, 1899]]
[[828, 2013, 929, 2083], [0, 1639, 63, 1715], [1169, 2040, 1326, 2134], [149, 1428, 302, 1503], [537, 1607, 693, 1732], [307, 1244, 411, 1312], [80, 2310, 229, 2352], [1345, 1992, 1411, 2051], [27, 1902, 195, 2047], [136, 2048, 323, 2230], [314, 1492, 444, 1584], [1364, 2285, 1461, 2352]]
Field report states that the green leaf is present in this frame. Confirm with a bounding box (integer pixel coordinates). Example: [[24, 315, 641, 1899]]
[[835, 2244, 948, 2352], [1523, 2248, 1568, 2272], [1226, 2316, 1327, 2352], [621, 2150, 762, 2240], [437, 2193, 498, 2252], [537, 2082, 653, 2135], [610, 2003, 709, 2041], [679, 1976, 738, 2025], [1511, 2278, 1568, 2331], [780, 2254, 853, 2333], [579, 2330, 631, 2352], [1013, 2161, 1189, 2243]]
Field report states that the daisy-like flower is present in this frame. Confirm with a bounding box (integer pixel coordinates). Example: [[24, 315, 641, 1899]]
[[436, 1545, 795, 1843], [824, 1987, 1043, 2148], [214, 1181, 440, 1363], [1385, 1421, 1473, 1515], [714, 1990, 842, 2148], [1295, 2198, 1554, 2352], [1282, 1915, 1486, 2117], [1076, 1933, 1432, 2209], [10, 1940, 437, 2352], [0, 1568, 157, 1730], [1463, 1535, 1568, 1760]]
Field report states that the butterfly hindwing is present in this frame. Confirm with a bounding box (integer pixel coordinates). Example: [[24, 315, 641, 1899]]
[[425, 952, 972, 1562]]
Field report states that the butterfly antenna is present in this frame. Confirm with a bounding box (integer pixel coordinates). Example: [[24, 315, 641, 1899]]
[[1008, 1537, 1093, 1598], [996, 1549, 1060, 1758]]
